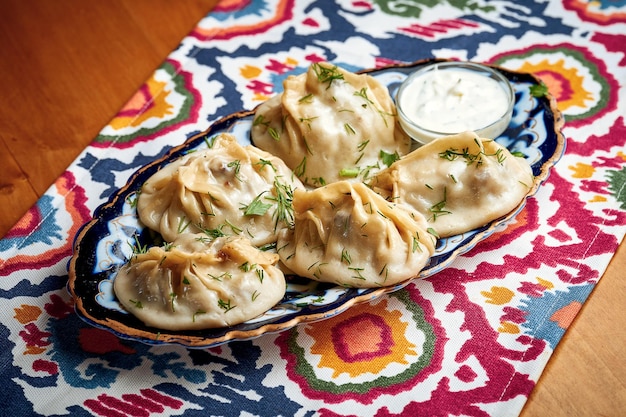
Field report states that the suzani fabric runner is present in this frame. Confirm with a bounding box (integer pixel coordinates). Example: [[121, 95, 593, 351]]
[[2, 1, 626, 416]]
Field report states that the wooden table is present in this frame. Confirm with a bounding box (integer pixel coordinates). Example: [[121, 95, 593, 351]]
[[1, 2, 624, 415]]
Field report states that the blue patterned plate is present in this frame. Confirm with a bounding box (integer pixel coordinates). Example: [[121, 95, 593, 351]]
[[68, 59, 565, 348]]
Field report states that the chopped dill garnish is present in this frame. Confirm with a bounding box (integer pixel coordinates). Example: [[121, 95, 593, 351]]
[[256, 268, 265, 283], [193, 310, 206, 322], [427, 227, 440, 239], [353, 87, 394, 127], [360, 162, 380, 180], [266, 177, 296, 229], [348, 267, 366, 280], [218, 298, 236, 313], [429, 187, 452, 221], [341, 248, 352, 265], [268, 127, 280, 141], [208, 271, 231, 281], [204, 135, 218, 148], [253, 114, 270, 127], [294, 157, 307, 177], [169, 292, 177, 312], [129, 234, 148, 255], [412, 233, 422, 252], [227, 160, 243, 180], [529, 82, 548, 98], [127, 193, 139, 209], [300, 116, 319, 130], [311, 177, 326, 186], [255, 159, 277, 171], [379, 149, 400, 167], [239, 261, 255, 272], [299, 93, 313, 103], [357, 139, 369, 152], [258, 242, 277, 252], [198, 224, 226, 240], [177, 216, 192, 234], [224, 220, 243, 235], [312, 63, 344, 89], [241, 192, 272, 216], [439, 139, 506, 166]]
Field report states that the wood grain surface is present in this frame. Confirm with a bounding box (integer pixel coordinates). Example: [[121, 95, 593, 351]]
[[1, 2, 624, 415]]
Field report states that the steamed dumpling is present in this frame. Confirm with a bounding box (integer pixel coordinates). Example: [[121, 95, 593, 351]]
[[137, 133, 303, 246], [277, 181, 436, 288], [251, 62, 411, 187], [114, 234, 286, 330], [369, 131, 534, 237]]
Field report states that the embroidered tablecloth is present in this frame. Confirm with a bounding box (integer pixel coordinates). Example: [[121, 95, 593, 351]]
[[2, 1, 625, 416]]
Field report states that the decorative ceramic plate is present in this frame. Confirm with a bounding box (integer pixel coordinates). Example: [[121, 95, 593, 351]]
[[68, 59, 565, 348]]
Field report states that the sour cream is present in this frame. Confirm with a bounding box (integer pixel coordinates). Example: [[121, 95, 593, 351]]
[[396, 62, 514, 144]]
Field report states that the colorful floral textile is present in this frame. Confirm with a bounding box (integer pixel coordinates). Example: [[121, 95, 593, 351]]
[[1, 1, 625, 416]]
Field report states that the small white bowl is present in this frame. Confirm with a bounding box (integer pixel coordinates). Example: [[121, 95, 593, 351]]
[[396, 61, 515, 145]]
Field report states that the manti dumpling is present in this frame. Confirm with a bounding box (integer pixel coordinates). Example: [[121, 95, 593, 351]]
[[114, 234, 286, 330], [369, 131, 534, 237], [251, 62, 411, 187], [137, 133, 303, 246], [277, 181, 436, 288]]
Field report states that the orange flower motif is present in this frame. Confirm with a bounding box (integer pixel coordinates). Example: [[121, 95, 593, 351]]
[[536, 277, 554, 290], [498, 321, 520, 334], [569, 162, 595, 179], [241, 65, 262, 79], [589, 195, 607, 203], [550, 301, 582, 329], [14, 304, 42, 324], [305, 298, 418, 378], [109, 76, 173, 130], [481, 286, 514, 305], [517, 59, 593, 114]]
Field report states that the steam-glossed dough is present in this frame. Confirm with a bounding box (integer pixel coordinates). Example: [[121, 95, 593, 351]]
[[137, 133, 303, 246], [114, 234, 286, 330], [251, 62, 411, 186], [277, 181, 435, 288], [369, 131, 534, 237]]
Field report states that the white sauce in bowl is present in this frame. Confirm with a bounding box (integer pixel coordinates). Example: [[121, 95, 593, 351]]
[[396, 62, 514, 144]]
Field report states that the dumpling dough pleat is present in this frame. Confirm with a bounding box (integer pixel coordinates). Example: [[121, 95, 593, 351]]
[[114, 234, 286, 330], [277, 181, 435, 288], [137, 133, 303, 246], [369, 131, 534, 237], [251, 62, 411, 186]]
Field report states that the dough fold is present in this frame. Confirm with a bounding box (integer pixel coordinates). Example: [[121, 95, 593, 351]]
[[137, 133, 303, 246], [114, 234, 286, 330], [277, 181, 435, 288], [369, 131, 534, 237], [251, 62, 411, 186]]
